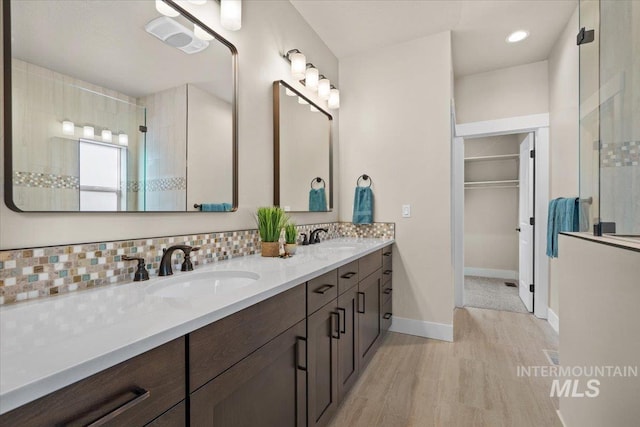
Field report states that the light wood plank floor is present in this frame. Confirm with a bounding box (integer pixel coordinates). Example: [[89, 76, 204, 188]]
[[329, 307, 561, 427]]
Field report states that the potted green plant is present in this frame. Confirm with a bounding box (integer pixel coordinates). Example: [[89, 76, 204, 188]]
[[284, 222, 298, 255], [256, 206, 287, 257]]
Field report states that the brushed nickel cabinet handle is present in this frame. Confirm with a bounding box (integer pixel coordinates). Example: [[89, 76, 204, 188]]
[[85, 387, 150, 427]]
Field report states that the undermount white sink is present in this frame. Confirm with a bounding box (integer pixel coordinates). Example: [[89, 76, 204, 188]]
[[146, 270, 260, 299]]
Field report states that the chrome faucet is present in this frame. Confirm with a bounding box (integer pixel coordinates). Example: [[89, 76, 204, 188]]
[[158, 245, 200, 276], [309, 228, 328, 244]]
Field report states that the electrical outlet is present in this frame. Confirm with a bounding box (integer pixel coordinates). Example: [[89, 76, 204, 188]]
[[402, 204, 411, 218]]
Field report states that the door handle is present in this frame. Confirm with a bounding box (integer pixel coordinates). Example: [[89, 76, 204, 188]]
[[331, 312, 340, 339], [357, 292, 365, 314], [296, 337, 307, 371], [516, 227, 521, 232], [336, 307, 347, 333]]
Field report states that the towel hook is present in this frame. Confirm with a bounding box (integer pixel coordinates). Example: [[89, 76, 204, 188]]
[[194, 204, 202, 209], [310, 177, 325, 189], [356, 174, 372, 188]]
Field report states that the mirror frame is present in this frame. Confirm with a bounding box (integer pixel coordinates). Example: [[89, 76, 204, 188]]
[[273, 80, 333, 212], [2, 0, 239, 213]]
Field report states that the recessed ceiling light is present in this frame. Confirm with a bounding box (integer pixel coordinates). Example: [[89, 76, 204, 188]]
[[507, 30, 529, 43]]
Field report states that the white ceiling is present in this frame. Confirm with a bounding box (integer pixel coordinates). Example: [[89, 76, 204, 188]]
[[290, 0, 577, 77]]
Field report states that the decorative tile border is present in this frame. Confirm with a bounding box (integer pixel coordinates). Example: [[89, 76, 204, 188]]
[[0, 222, 394, 305], [599, 141, 640, 167], [145, 177, 187, 192], [13, 171, 79, 189]]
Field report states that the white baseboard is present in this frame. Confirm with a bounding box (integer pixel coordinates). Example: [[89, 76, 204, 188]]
[[388, 316, 453, 342], [548, 308, 559, 334], [464, 267, 519, 280]]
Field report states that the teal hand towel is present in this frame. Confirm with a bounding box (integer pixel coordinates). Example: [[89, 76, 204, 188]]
[[200, 203, 232, 212], [309, 188, 327, 212], [352, 187, 373, 224]]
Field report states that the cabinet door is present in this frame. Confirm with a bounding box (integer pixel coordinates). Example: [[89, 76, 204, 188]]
[[190, 320, 307, 427], [337, 286, 359, 402], [307, 300, 340, 427], [358, 270, 381, 369]]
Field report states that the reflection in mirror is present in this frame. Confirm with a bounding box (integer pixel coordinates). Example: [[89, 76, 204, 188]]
[[5, 0, 237, 212], [273, 81, 332, 212]]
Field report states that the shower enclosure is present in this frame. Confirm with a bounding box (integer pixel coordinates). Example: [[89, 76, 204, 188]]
[[579, 0, 639, 236]]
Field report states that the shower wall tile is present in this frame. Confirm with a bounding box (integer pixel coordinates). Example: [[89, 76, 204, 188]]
[[0, 222, 394, 305]]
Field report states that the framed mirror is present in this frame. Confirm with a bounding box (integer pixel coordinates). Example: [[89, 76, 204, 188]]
[[273, 81, 333, 212], [3, 0, 238, 212]]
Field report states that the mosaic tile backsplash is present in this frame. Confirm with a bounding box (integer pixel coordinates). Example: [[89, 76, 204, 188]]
[[0, 222, 394, 305]]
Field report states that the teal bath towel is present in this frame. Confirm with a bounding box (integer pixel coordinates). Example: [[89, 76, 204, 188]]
[[199, 203, 232, 212], [546, 197, 579, 258], [309, 188, 327, 212], [352, 187, 373, 224]]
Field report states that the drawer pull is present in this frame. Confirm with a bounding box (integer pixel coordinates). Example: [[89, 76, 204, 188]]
[[383, 312, 392, 320], [383, 252, 392, 257], [384, 287, 393, 295], [357, 292, 365, 314], [313, 284, 335, 294], [331, 312, 341, 339], [340, 272, 357, 279], [336, 307, 347, 333], [383, 269, 393, 275], [85, 387, 150, 427], [296, 337, 307, 371]]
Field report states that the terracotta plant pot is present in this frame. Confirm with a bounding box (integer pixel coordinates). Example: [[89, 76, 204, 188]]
[[284, 243, 297, 255], [261, 241, 280, 257]]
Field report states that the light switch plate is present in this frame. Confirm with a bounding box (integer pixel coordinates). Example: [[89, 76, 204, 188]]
[[402, 204, 411, 218]]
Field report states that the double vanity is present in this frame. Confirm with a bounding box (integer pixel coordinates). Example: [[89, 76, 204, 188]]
[[0, 238, 394, 426]]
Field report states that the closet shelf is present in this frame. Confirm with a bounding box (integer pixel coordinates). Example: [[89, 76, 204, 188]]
[[464, 154, 519, 162], [464, 179, 519, 189]]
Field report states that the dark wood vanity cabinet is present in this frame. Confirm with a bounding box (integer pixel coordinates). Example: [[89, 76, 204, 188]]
[[381, 248, 393, 334], [0, 338, 186, 427], [190, 320, 307, 427], [357, 251, 383, 369], [337, 285, 360, 402]]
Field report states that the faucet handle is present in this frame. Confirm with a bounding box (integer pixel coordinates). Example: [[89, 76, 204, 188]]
[[181, 247, 200, 271], [122, 255, 150, 282], [301, 233, 309, 246]]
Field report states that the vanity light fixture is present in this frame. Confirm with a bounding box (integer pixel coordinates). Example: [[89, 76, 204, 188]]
[[220, 0, 242, 31], [83, 126, 95, 138], [119, 133, 129, 146], [155, 0, 180, 17], [298, 97, 309, 105], [305, 64, 319, 91], [101, 129, 112, 142], [317, 76, 331, 100], [194, 24, 214, 41], [328, 86, 340, 109], [62, 120, 75, 136], [506, 30, 529, 43], [286, 49, 307, 80]]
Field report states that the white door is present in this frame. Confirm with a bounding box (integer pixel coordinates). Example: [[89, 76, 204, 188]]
[[518, 133, 534, 312]]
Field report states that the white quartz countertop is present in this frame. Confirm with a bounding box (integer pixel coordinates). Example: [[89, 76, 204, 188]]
[[0, 238, 393, 414]]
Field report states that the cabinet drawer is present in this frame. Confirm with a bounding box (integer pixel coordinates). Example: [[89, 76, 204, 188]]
[[338, 261, 359, 295], [0, 338, 186, 427], [359, 250, 382, 280], [189, 284, 305, 392], [381, 278, 393, 306], [307, 270, 338, 315], [382, 247, 392, 273], [382, 297, 393, 333]]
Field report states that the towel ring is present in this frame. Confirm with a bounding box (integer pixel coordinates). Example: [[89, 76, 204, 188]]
[[356, 174, 372, 188], [310, 177, 325, 189]]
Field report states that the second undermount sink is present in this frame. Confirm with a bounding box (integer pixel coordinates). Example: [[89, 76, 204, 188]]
[[147, 270, 260, 299]]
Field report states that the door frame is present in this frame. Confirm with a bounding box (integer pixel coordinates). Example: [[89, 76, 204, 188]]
[[452, 113, 550, 319]]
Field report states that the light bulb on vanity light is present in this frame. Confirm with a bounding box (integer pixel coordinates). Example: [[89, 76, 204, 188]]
[[194, 24, 214, 41], [155, 0, 180, 17], [119, 133, 129, 146], [317, 77, 330, 100], [328, 88, 340, 109], [305, 65, 319, 91], [83, 126, 94, 138], [220, 0, 242, 31], [288, 50, 306, 80], [101, 129, 112, 142], [62, 120, 75, 136]]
